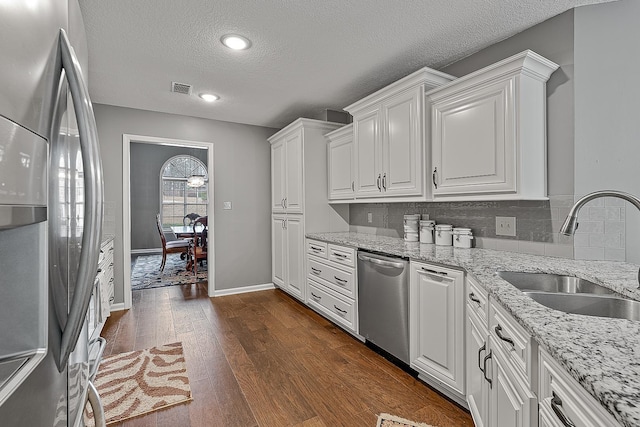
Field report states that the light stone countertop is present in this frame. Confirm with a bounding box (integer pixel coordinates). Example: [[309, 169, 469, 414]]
[[307, 232, 640, 427]]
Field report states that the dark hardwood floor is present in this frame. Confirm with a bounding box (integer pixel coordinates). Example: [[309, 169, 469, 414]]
[[100, 284, 473, 427]]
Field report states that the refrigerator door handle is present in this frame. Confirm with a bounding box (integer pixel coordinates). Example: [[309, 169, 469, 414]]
[[57, 28, 104, 371], [87, 381, 107, 427]]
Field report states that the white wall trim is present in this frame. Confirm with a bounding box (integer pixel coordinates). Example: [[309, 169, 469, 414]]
[[122, 134, 216, 309], [109, 302, 126, 312], [131, 248, 162, 255], [213, 283, 275, 297]]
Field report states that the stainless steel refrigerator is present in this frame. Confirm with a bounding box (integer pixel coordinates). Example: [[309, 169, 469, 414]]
[[0, 0, 106, 425]]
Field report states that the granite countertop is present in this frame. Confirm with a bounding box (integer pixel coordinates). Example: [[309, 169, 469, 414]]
[[307, 232, 640, 427]]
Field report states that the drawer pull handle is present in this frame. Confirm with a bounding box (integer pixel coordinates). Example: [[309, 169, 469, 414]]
[[482, 350, 492, 388], [469, 292, 481, 304], [311, 292, 321, 300], [310, 267, 321, 275], [96, 268, 102, 273], [494, 325, 515, 347], [551, 392, 576, 427], [421, 267, 447, 276], [334, 305, 347, 315], [334, 276, 347, 285], [478, 343, 486, 373], [332, 252, 348, 259], [310, 246, 323, 252]]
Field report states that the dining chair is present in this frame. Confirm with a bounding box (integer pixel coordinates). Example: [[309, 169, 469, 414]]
[[156, 213, 191, 272], [187, 216, 207, 275]]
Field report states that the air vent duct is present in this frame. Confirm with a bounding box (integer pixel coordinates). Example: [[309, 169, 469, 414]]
[[171, 82, 192, 95]]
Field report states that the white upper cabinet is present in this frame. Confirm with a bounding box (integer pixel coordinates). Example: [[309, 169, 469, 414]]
[[428, 50, 559, 201], [271, 128, 303, 213], [326, 124, 355, 201], [345, 67, 454, 202]]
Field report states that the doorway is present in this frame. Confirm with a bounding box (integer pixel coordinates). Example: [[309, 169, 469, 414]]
[[122, 134, 215, 309]]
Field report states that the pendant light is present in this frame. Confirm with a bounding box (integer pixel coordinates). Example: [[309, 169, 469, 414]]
[[186, 149, 205, 187]]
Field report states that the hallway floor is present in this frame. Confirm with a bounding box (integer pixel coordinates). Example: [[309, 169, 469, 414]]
[[100, 285, 473, 427]]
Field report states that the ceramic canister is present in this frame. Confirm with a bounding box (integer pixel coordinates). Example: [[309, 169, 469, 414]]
[[435, 224, 453, 246], [453, 227, 474, 248], [420, 220, 435, 243]]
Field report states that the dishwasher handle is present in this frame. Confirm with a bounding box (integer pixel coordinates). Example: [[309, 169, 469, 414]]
[[358, 253, 405, 269]]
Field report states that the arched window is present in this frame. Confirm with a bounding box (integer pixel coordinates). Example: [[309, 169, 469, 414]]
[[160, 155, 208, 226]]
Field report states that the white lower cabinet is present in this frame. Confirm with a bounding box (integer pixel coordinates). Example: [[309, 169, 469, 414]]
[[409, 261, 465, 401], [466, 276, 490, 427], [272, 214, 305, 301], [490, 343, 538, 427], [538, 347, 620, 427], [306, 239, 358, 335]]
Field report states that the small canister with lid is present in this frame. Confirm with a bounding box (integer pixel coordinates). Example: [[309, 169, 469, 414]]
[[453, 227, 474, 248], [403, 214, 420, 242], [435, 224, 453, 246], [419, 220, 435, 244]]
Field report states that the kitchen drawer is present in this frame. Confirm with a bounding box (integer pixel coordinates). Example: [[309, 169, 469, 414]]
[[308, 279, 356, 332], [489, 299, 535, 386], [307, 257, 355, 299], [466, 274, 488, 326], [538, 348, 620, 427], [307, 239, 328, 259], [328, 243, 355, 267]]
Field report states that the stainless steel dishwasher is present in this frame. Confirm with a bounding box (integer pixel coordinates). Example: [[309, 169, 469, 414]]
[[357, 250, 410, 364]]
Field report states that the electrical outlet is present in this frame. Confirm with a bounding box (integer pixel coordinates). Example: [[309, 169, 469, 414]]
[[223, 201, 232, 210], [367, 212, 373, 223], [496, 216, 516, 237]]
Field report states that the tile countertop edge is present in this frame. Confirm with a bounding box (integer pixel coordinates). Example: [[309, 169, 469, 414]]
[[307, 232, 640, 427]]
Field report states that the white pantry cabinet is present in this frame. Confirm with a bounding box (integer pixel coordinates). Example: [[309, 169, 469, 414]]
[[409, 260, 466, 403], [428, 50, 559, 201], [345, 67, 454, 202], [326, 124, 354, 201], [269, 119, 349, 302]]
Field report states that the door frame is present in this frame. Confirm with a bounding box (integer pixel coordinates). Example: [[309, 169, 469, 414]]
[[122, 134, 215, 309]]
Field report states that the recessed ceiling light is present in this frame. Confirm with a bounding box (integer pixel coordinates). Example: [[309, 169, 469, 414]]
[[199, 93, 219, 102], [221, 34, 251, 50]]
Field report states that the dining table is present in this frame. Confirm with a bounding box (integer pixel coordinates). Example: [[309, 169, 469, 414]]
[[170, 225, 206, 239]]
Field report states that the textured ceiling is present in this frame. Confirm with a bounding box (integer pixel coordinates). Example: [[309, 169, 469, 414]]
[[79, 0, 614, 129]]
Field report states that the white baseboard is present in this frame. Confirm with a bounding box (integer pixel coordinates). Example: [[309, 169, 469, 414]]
[[213, 282, 275, 297], [131, 248, 162, 255], [109, 302, 126, 312]]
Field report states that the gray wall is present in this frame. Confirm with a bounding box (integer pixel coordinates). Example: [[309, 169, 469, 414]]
[[574, 0, 640, 263], [350, 10, 576, 257], [94, 104, 277, 302], [129, 143, 207, 250]]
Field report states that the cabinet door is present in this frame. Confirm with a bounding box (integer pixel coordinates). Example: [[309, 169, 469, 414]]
[[271, 139, 286, 212], [328, 132, 354, 200], [353, 108, 382, 197], [382, 88, 423, 196], [467, 311, 489, 427], [284, 129, 304, 213], [410, 263, 465, 394], [431, 78, 515, 197], [272, 214, 286, 288], [491, 346, 537, 427], [285, 215, 305, 301]]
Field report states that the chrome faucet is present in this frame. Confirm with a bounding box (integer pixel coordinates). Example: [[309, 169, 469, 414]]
[[560, 190, 640, 287]]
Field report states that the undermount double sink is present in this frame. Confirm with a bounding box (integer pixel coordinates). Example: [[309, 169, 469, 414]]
[[496, 271, 640, 321]]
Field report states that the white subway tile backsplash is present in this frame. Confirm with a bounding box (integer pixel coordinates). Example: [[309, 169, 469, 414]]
[[589, 233, 605, 248], [518, 241, 546, 255], [589, 207, 606, 221], [495, 239, 520, 253], [574, 247, 605, 260], [575, 221, 604, 234], [604, 233, 623, 249], [573, 233, 590, 247], [605, 221, 625, 234], [604, 248, 626, 261], [605, 207, 621, 221], [544, 244, 573, 259]]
